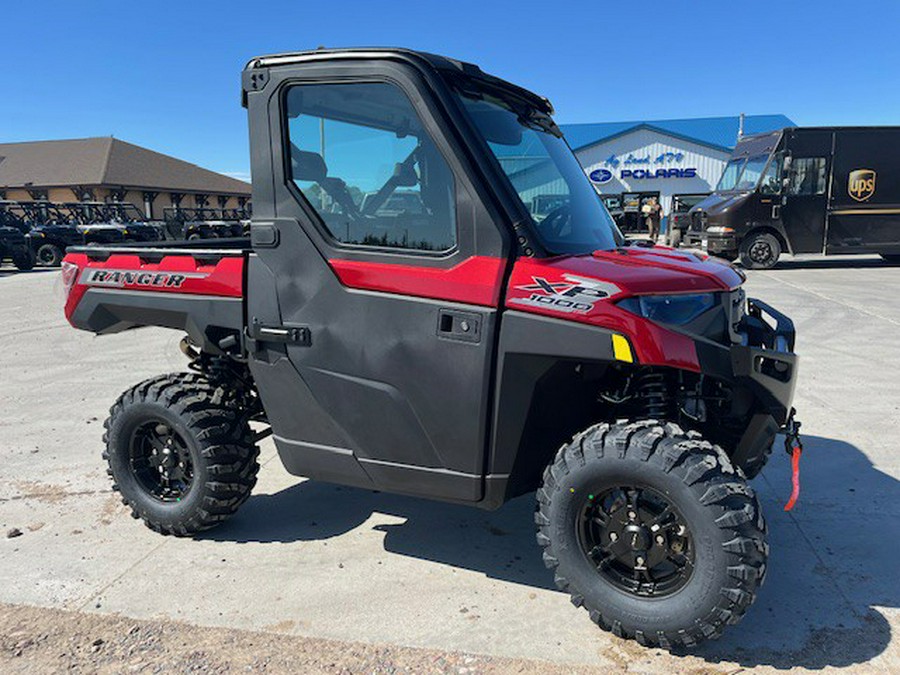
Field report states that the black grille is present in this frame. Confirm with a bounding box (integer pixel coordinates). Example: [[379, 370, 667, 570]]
[[690, 211, 706, 233]]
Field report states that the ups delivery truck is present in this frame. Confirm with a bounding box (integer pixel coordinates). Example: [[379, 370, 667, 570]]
[[685, 127, 900, 268]]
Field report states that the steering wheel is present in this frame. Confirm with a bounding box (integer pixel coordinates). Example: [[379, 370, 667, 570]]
[[538, 203, 571, 239]]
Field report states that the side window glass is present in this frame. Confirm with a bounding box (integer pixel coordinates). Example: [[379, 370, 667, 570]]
[[759, 154, 782, 195], [284, 82, 456, 252], [787, 157, 827, 196]]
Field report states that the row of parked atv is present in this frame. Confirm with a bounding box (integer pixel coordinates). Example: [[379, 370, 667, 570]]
[[0, 200, 250, 269]]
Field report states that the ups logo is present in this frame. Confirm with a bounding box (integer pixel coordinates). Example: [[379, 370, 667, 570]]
[[848, 169, 876, 202]]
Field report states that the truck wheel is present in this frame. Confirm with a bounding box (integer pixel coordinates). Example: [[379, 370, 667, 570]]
[[12, 252, 35, 271], [36, 243, 64, 267], [739, 233, 781, 269], [535, 420, 767, 649], [103, 372, 260, 536]]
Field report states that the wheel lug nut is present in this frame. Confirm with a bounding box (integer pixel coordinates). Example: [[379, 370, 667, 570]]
[[656, 535, 665, 545], [628, 511, 637, 520], [636, 556, 644, 566], [609, 532, 618, 542]]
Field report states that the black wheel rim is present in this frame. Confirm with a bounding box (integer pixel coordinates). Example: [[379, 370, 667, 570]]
[[749, 240, 774, 265], [38, 248, 56, 264], [128, 419, 194, 502], [578, 485, 694, 597]]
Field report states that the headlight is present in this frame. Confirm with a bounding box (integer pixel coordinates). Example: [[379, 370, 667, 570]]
[[618, 293, 717, 325], [707, 226, 734, 234]]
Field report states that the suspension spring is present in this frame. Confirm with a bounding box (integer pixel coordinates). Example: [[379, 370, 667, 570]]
[[634, 371, 671, 419]]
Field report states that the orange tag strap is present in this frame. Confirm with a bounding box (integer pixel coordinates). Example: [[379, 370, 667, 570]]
[[783, 446, 802, 511]]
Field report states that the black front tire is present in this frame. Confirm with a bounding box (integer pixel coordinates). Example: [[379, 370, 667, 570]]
[[36, 243, 64, 267], [739, 232, 781, 269], [103, 372, 260, 536], [536, 420, 767, 649]]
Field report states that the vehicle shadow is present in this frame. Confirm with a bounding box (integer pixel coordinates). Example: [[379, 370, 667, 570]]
[[201, 478, 555, 590], [746, 255, 895, 271], [695, 434, 899, 669], [203, 434, 898, 669], [0, 266, 57, 278]]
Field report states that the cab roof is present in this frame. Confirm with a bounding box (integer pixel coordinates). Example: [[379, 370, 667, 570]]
[[244, 47, 553, 114]]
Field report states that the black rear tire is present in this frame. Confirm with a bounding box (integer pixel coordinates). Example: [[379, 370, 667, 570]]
[[739, 232, 781, 269], [12, 251, 35, 271], [103, 372, 260, 536], [536, 420, 767, 649], [36, 243, 64, 267]]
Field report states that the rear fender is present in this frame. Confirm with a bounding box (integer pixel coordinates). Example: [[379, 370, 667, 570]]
[[62, 250, 245, 354]]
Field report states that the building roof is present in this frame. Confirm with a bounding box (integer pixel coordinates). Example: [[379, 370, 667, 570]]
[[560, 114, 796, 153], [0, 137, 251, 195]]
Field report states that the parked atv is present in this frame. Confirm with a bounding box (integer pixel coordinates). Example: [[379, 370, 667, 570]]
[[29, 225, 84, 267], [62, 48, 801, 650], [0, 226, 35, 270]]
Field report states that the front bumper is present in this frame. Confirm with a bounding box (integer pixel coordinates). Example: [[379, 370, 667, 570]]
[[695, 297, 797, 421], [684, 231, 738, 254]]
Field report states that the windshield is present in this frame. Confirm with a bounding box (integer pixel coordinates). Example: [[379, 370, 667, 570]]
[[716, 158, 746, 191], [453, 83, 620, 254], [735, 154, 770, 190]]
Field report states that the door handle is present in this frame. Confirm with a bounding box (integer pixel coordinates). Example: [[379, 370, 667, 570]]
[[250, 318, 311, 346], [437, 309, 481, 344]]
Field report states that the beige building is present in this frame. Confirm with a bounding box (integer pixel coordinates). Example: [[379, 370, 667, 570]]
[[0, 137, 251, 219]]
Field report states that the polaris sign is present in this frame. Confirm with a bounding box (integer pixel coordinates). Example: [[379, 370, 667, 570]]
[[587, 166, 699, 182], [589, 168, 613, 184], [621, 167, 698, 179]]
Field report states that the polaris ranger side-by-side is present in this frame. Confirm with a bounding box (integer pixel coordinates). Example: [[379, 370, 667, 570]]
[[62, 49, 801, 649], [686, 126, 900, 268]]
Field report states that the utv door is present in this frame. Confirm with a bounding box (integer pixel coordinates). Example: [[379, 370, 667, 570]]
[[780, 130, 832, 253], [244, 57, 512, 503]]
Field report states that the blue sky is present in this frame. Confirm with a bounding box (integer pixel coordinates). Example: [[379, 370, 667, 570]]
[[2, 1, 898, 181]]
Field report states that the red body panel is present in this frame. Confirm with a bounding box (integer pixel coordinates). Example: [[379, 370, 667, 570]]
[[63, 252, 244, 324], [505, 248, 743, 371], [329, 255, 506, 307], [62, 244, 741, 373]]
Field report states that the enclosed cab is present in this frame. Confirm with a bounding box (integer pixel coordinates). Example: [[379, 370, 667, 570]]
[[686, 127, 900, 268]]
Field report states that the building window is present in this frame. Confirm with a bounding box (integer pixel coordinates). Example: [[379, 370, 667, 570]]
[[787, 157, 827, 196], [284, 81, 456, 252]]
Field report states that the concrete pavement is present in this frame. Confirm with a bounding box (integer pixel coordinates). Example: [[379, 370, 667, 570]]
[[0, 256, 898, 673]]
